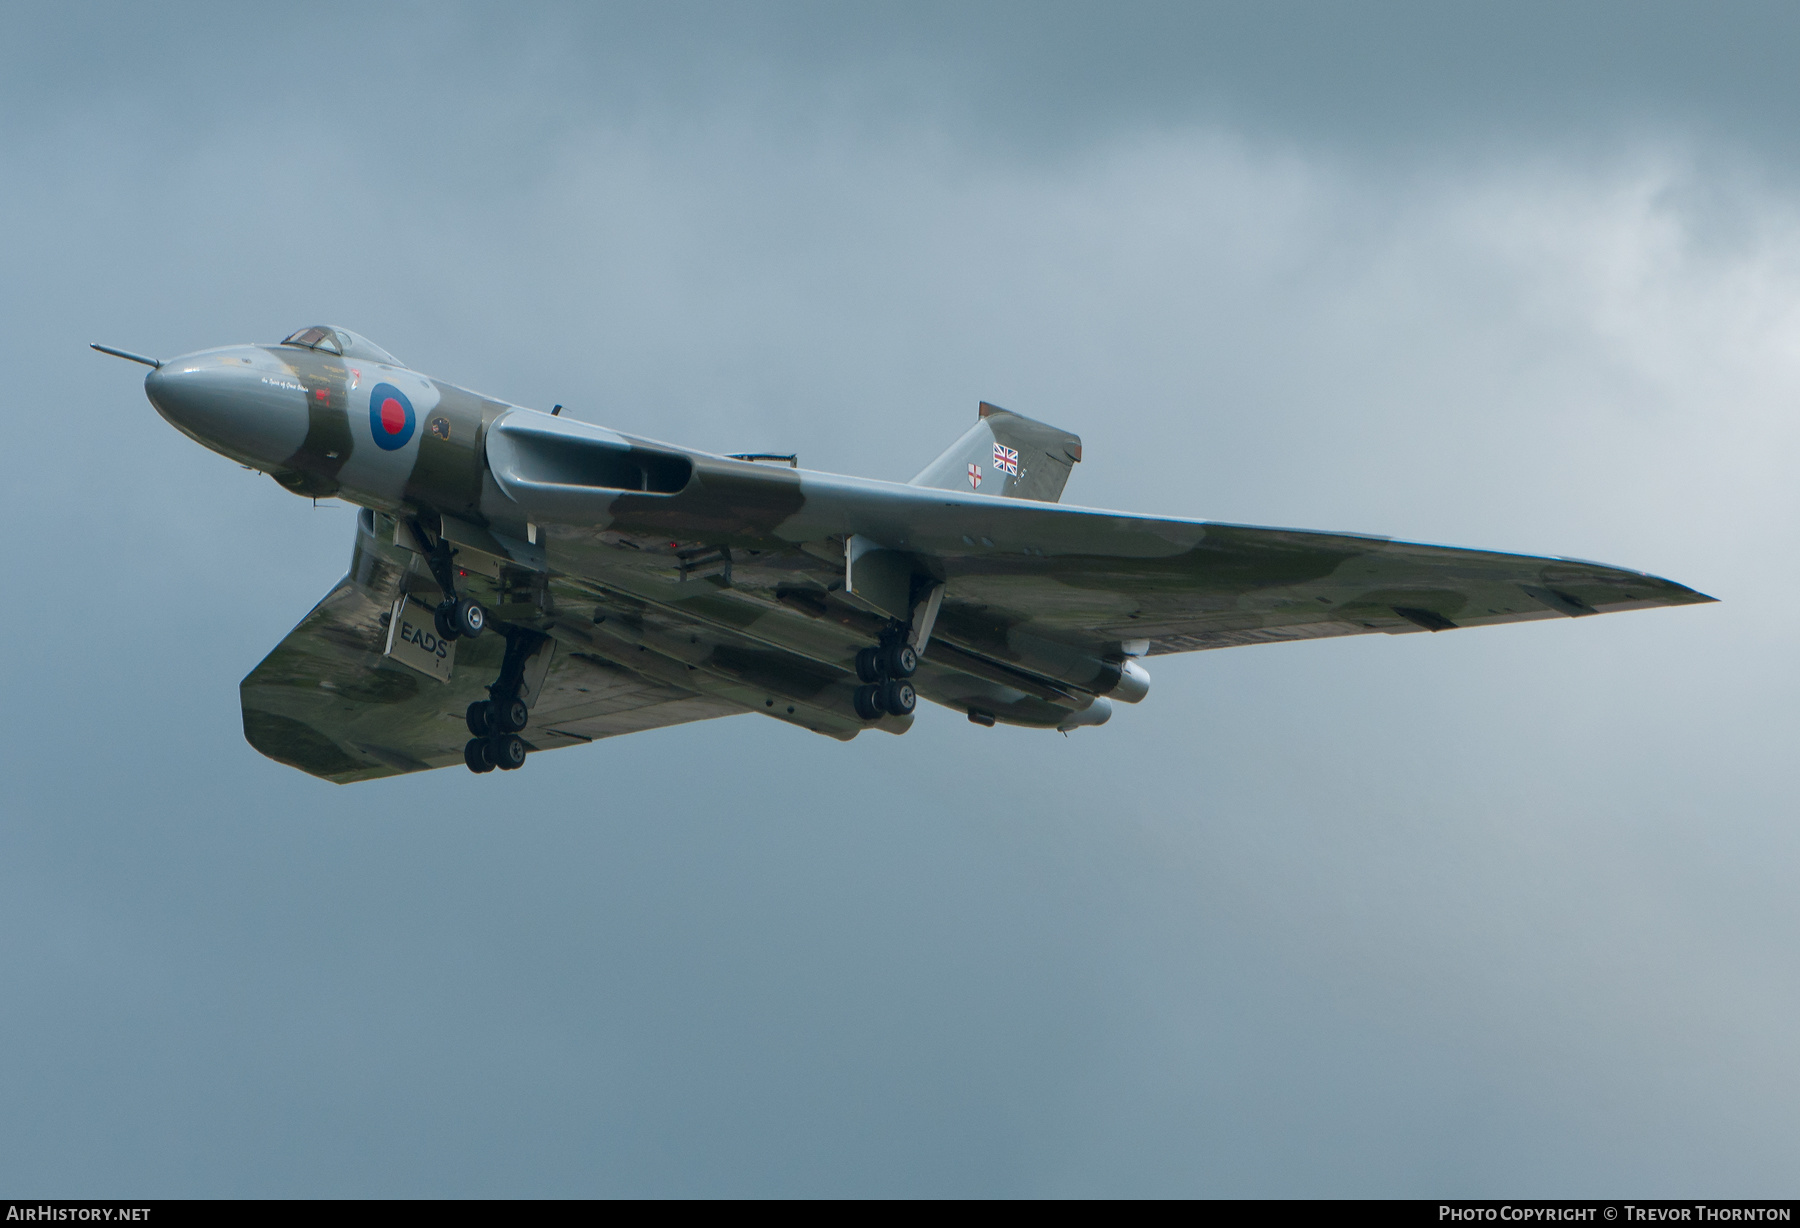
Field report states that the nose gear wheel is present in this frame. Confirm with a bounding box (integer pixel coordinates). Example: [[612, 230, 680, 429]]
[[436, 597, 484, 640]]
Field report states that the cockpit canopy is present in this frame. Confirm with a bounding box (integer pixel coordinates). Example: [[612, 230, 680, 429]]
[[280, 326, 402, 367]]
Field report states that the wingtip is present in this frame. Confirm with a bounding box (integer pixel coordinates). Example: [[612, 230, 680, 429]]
[[1657, 582, 1718, 606], [1661, 575, 1719, 604]]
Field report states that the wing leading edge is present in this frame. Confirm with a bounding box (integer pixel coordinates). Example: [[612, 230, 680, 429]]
[[757, 472, 1715, 675], [917, 515, 1715, 660]]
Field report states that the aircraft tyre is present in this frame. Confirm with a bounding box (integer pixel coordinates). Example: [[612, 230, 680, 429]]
[[493, 696, 529, 733], [451, 598, 485, 638], [853, 684, 884, 720], [466, 700, 494, 737], [880, 679, 916, 715], [435, 604, 461, 642], [855, 647, 882, 684], [464, 738, 497, 773], [492, 734, 528, 770], [881, 642, 917, 678]]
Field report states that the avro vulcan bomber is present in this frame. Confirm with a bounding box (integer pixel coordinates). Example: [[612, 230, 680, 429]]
[[95, 327, 1714, 782]]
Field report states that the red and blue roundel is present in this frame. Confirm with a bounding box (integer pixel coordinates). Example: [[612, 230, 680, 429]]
[[368, 383, 415, 451]]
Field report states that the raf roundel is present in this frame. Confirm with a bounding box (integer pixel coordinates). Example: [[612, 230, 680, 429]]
[[368, 382, 416, 451]]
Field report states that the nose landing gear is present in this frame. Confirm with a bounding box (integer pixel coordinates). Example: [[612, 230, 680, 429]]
[[436, 597, 485, 640], [408, 517, 486, 642]]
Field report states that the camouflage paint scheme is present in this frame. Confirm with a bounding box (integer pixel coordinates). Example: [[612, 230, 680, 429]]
[[130, 326, 1715, 783]]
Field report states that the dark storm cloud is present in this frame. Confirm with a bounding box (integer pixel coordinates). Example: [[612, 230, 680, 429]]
[[1, 2, 1796, 1196], [16, 2, 1800, 161]]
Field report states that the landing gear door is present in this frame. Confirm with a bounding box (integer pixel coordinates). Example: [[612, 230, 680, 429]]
[[384, 596, 457, 682], [517, 636, 556, 711]]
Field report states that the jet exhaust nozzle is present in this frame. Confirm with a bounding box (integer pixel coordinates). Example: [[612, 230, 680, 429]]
[[1057, 695, 1113, 731], [1107, 657, 1151, 704]]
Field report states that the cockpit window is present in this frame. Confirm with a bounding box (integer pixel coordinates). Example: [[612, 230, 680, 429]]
[[280, 325, 401, 366], [281, 326, 343, 355], [332, 328, 402, 366]]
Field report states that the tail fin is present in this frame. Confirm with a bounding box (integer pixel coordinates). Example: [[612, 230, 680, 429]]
[[908, 402, 1083, 502]]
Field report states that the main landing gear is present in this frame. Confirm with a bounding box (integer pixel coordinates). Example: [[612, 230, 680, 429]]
[[463, 625, 548, 774], [408, 517, 486, 642], [852, 634, 917, 721]]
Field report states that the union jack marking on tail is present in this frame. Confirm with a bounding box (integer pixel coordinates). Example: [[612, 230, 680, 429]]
[[992, 442, 1019, 476]]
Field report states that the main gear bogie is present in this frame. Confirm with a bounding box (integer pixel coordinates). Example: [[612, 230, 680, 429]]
[[853, 626, 922, 721]]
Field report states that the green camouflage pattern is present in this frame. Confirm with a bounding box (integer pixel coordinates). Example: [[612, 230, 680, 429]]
[[131, 326, 1714, 782]]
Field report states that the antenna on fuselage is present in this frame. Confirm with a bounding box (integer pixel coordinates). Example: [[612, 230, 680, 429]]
[[91, 343, 162, 368], [551, 404, 563, 416]]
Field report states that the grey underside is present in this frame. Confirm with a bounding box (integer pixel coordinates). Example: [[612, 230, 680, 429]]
[[241, 409, 1714, 784], [242, 504, 1711, 783], [242, 572, 743, 785]]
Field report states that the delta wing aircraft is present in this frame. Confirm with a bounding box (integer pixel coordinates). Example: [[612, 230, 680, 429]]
[[95, 327, 1713, 781]]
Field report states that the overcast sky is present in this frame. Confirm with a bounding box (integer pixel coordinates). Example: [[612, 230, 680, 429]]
[[4, 2, 1799, 1196]]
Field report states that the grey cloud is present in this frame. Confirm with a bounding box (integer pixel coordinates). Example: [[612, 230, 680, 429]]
[[1, 3, 1795, 1196]]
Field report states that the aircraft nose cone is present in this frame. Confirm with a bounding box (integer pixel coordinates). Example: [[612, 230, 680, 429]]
[[145, 352, 309, 468]]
